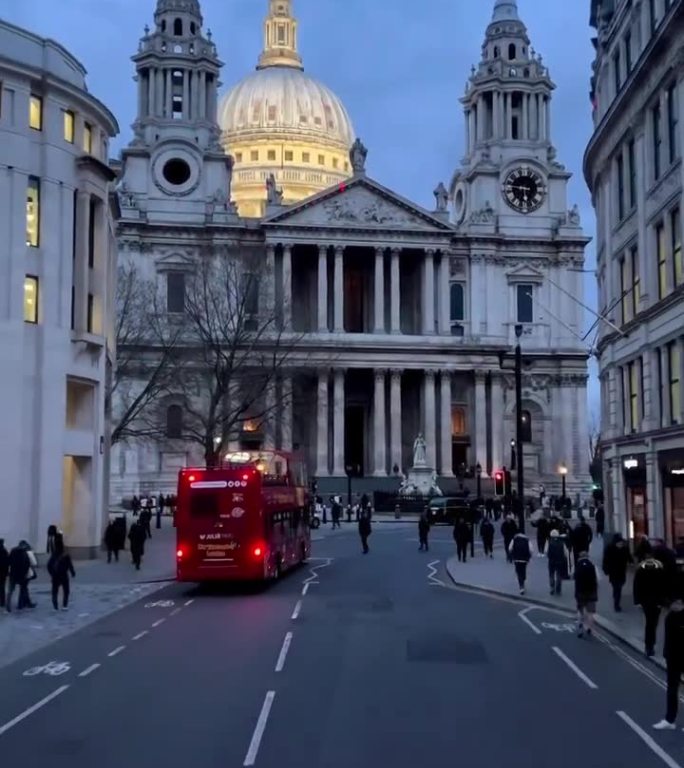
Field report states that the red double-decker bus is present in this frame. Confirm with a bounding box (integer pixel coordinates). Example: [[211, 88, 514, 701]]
[[175, 451, 311, 583]]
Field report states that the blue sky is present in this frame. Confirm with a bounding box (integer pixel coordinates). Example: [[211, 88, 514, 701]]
[[2, 0, 599, 419]]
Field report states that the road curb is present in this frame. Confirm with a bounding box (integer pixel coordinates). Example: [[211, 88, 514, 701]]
[[444, 559, 666, 672]]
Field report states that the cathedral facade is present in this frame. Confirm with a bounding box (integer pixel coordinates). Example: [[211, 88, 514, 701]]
[[111, 0, 591, 500]]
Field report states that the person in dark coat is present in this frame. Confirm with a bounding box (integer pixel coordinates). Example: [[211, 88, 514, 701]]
[[652, 541, 678, 603], [47, 534, 75, 611], [602, 533, 632, 611], [480, 518, 495, 558], [128, 521, 146, 570], [6, 542, 33, 612], [140, 507, 153, 539], [547, 530, 569, 596], [501, 516, 518, 563], [509, 532, 532, 595], [453, 519, 470, 562], [104, 521, 121, 563], [46, 524, 58, 556], [653, 595, 684, 729], [131, 495, 140, 516], [0, 539, 8, 609], [575, 552, 599, 638], [418, 510, 430, 552], [331, 499, 342, 530], [634, 543, 667, 658], [358, 507, 372, 554], [536, 515, 550, 556], [570, 517, 593, 568], [595, 506, 605, 538], [156, 493, 164, 529]]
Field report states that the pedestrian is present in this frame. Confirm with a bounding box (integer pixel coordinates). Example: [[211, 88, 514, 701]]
[[331, 498, 341, 529], [595, 505, 605, 538], [418, 509, 430, 552], [634, 543, 666, 658], [602, 533, 632, 612], [140, 507, 153, 539], [47, 534, 75, 611], [501, 515, 518, 563], [46, 524, 58, 556], [6, 541, 35, 612], [653, 595, 684, 730], [453, 518, 470, 563], [0, 538, 8, 609], [480, 517, 495, 558], [570, 516, 593, 568], [575, 551, 599, 638], [131, 494, 140, 516], [547, 529, 569, 596], [104, 520, 121, 563], [652, 540, 679, 603], [536, 515, 550, 557], [128, 520, 146, 570], [509, 530, 532, 594], [156, 493, 164, 529], [358, 507, 372, 554]]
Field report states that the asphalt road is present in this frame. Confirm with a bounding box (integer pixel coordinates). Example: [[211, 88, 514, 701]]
[[1, 523, 684, 767]]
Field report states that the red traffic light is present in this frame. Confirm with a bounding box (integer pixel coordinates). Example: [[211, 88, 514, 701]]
[[495, 472, 503, 480]]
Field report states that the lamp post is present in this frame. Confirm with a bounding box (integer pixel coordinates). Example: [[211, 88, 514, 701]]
[[510, 438, 517, 471], [559, 463, 568, 504], [476, 462, 482, 501]]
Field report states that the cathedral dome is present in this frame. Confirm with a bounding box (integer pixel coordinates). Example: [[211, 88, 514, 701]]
[[218, 0, 355, 217]]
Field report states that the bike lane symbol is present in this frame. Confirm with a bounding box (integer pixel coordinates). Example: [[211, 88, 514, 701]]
[[23, 661, 71, 677]]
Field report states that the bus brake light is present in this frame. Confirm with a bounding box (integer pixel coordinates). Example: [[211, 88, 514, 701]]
[[187, 474, 196, 482], [176, 547, 185, 559], [253, 546, 263, 558]]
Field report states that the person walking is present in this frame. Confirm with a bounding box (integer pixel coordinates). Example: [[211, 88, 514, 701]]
[[570, 516, 593, 569], [104, 520, 121, 563], [480, 517, 495, 558], [501, 515, 518, 564], [47, 534, 75, 611], [331, 498, 342, 530], [509, 530, 532, 595], [140, 506, 153, 539], [653, 596, 684, 730], [0, 539, 8, 609], [358, 507, 372, 554], [547, 529, 569, 596], [536, 515, 550, 557], [595, 505, 605, 538], [575, 551, 599, 638], [6, 541, 34, 612], [454, 518, 470, 563], [128, 520, 146, 570], [634, 544, 667, 658], [602, 533, 632, 612], [418, 509, 430, 552]]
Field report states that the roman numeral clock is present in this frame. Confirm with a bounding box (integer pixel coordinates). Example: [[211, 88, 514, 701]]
[[502, 166, 546, 213]]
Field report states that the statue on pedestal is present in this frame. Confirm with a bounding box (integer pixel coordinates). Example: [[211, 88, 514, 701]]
[[413, 434, 427, 467]]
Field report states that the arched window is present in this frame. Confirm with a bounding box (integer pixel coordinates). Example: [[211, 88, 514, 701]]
[[508, 43, 516, 60], [161, 20, 166, 32], [190, 22, 196, 34], [493, 46, 500, 58], [520, 410, 532, 442], [173, 18, 183, 36], [166, 405, 183, 439], [450, 283, 464, 322], [451, 407, 467, 436]]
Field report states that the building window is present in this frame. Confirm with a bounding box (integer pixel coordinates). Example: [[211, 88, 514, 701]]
[[83, 123, 92, 154], [29, 94, 42, 130], [628, 361, 639, 431], [451, 406, 466, 436], [672, 207, 682, 288], [649, 0, 657, 32], [241, 273, 259, 327], [450, 283, 464, 323], [616, 153, 625, 220], [516, 284, 533, 323], [332, 157, 339, 169], [668, 83, 679, 164], [520, 410, 532, 442], [302, 152, 310, 163], [613, 49, 621, 94], [88, 198, 96, 268], [173, 18, 183, 36], [63, 110, 74, 143], [87, 293, 94, 333], [284, 150, 293, 162], [627, 139, 636, 209], [167, 272, 185, 314], [652, 101, 662, 180], [267, 149, 276, 161], [657, 223, 667, 299], [624, 30, 632, 73], [318, 154, 325, 165], [620, 257, 629, 325], [250, 150, 259, 161], [668, 342, 681, 424], [26, 177, 40, 247], [23, 276, 38, 323], [166, 404, 183, 438], [508, 43, 516, 60], [631, 246, 640, 316], [235, 152, 242, 162]]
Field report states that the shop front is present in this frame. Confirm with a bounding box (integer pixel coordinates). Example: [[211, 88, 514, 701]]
[[661, 451, 684, 549], [622, 455, 648, 541]]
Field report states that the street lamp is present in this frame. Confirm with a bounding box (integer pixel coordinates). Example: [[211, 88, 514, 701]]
[[476, 462, 482, 500], [510, 438, 517, 471], [559, 463, 568, 504]]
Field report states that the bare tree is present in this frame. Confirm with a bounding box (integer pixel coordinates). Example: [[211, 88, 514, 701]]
[[176, 247, 298, 467], [110, 263, 181, 445]]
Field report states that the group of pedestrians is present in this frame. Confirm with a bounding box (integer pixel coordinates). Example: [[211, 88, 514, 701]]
[[104, 517, 149, 570]]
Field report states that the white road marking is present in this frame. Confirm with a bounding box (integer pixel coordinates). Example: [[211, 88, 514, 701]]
[[170, 608, 181, 617], [617, 711, 683, 768], [301, 583, 310, 596], [108, 646, 126, 658], [23, 661, 71, 677], [426, 559, 446, 587], [132, 630, 148, 641], [552, 646, 598, 689], [518, 607, 542, 635], [77, 613, 89, 618], [291, 600, 302, 620], [275, 632, 293, 672], [184, 599, 194, 606], [144, 600, 175, 608], [243, 691, 276, 766], [78, 663, 100, 678], [303, 559, 332, 585], [0, 685, 69, 737], [151, 618, 165, 628]]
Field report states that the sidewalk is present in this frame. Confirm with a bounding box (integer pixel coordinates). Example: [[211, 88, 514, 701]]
[[0, 518, 176, 670], [445, 536, 661, 668]]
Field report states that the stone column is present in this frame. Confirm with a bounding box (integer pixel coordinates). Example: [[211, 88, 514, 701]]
[[373, 369, 387, 476], [73, 190, 91, 332], [440, 371, 453, 477], [661, 350, 672, 428], [265, 243, 276, 316], [545, 96, 551, 142], [332, 369, 345, 476], [333, 245, 344, 332], [504, 93, 511, 139], [424, 370, 437, 469], [438, 252, 450, 334], [147, 68, 156, 117], [490, 374, 504, 472], [464, 109, 471, 152], [423, 249, 435, 334], [374, 246, 385, 333], [522, 93, 529, 139], [281, 375, 293, 451], [475, 371, 487, 471], [390, 248, 401, 333], [493, 93, 500, 140], [390, 370, 403, 474], [199, 71, 207, 119], [317, 244, 328, 332], [316, 370, 329, 477], [282, 244, 292, 331]]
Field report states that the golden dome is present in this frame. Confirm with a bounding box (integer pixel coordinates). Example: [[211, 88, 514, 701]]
[[218, 0, 355, 217]]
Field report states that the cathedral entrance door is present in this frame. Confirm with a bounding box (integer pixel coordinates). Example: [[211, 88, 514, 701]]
[[345, 405, 365, 477]]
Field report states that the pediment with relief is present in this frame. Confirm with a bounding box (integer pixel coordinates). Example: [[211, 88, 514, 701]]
[[505, 263, 545, 284]]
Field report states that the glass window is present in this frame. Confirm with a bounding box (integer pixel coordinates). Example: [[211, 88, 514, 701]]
[[450, 283, 464, 322], [629, 361, 639, 430], [620, 257, 629, 325], [267, 149, 276, 161], [669, 342, 681, 425], [451, 406, 466, 436], [87, 293, 94, 333], [302, 152, 310, 163], [627, 139, 636, 209], [516, 284, 533, 323], [250, 150, 259, 161], [166, 404, 183, 438], [235, 152, 242, 162], [616, 153, 625, 220], [649, 0, 657, 32], [63, 110, 74, 143], [631, 246, 640, 315], [173, 18, 183, 36], [29, 95, 42, 130], [332, 157, 339, 169], [672, 207, 682, 287], [520, 410, 532, 442], [657, 223, 667, 299], [83, 123, 92, 154], [167, 272, 185, 314], [318, 154, 325, 165], [653, 102, 662, 180], [241, 273, 259, 317], [624, 31, 632, 73], [284, 150, 293, 162], [668, 83, 679, 164], [26, 177, 40, 247], [658, 348, 665, 426], [23, 276, 38, 323], [88, 198, 96, 269], [613, 50, 621, 94]]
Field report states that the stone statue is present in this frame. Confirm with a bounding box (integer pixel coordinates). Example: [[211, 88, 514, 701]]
[[266, 173, 283, 205], [349, 138, 368, 175], [568, 203, 581, 226], [433, 182, 449, 213], [413, 434, 427, 467]]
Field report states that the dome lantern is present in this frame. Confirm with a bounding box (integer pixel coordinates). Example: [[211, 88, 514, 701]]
[[257, 0, 303, 71]]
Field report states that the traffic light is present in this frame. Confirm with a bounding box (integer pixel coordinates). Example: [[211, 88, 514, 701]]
[[494, 471, 504, 495]]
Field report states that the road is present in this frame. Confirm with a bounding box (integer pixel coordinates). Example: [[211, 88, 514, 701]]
[[1, 524, 683, 767]]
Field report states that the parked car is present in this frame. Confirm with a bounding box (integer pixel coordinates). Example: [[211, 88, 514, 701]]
[[427, 497, 473, 525]]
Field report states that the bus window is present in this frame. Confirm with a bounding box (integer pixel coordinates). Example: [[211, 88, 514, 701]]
[[190, 488, 221, 518]]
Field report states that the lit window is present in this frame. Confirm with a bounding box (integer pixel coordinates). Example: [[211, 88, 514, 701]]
[[451, 406, 466, 436], [29, 95, 42, 130], [668, 342, 681, 424], [24, 276, 38, 323], [657, 223, 667, 299], [83, 123, 92, 154], [63, 110, 75, 143], [26, 177, 40, 247], [672, 207, 682, 287], [516, 284, 533, 323], [450, 283, 464, 322]]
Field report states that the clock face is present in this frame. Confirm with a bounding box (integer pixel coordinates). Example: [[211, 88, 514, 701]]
[[502, 167, 545, 213]]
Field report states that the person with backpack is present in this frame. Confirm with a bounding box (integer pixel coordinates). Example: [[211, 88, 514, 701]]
[[547, 529, 569, 596], [575, 551, 599, 638], [508, 531, 532, 595], [634, 543, 667, 658], [501, 515, 518, 564], [47, 534, 75, 611]]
